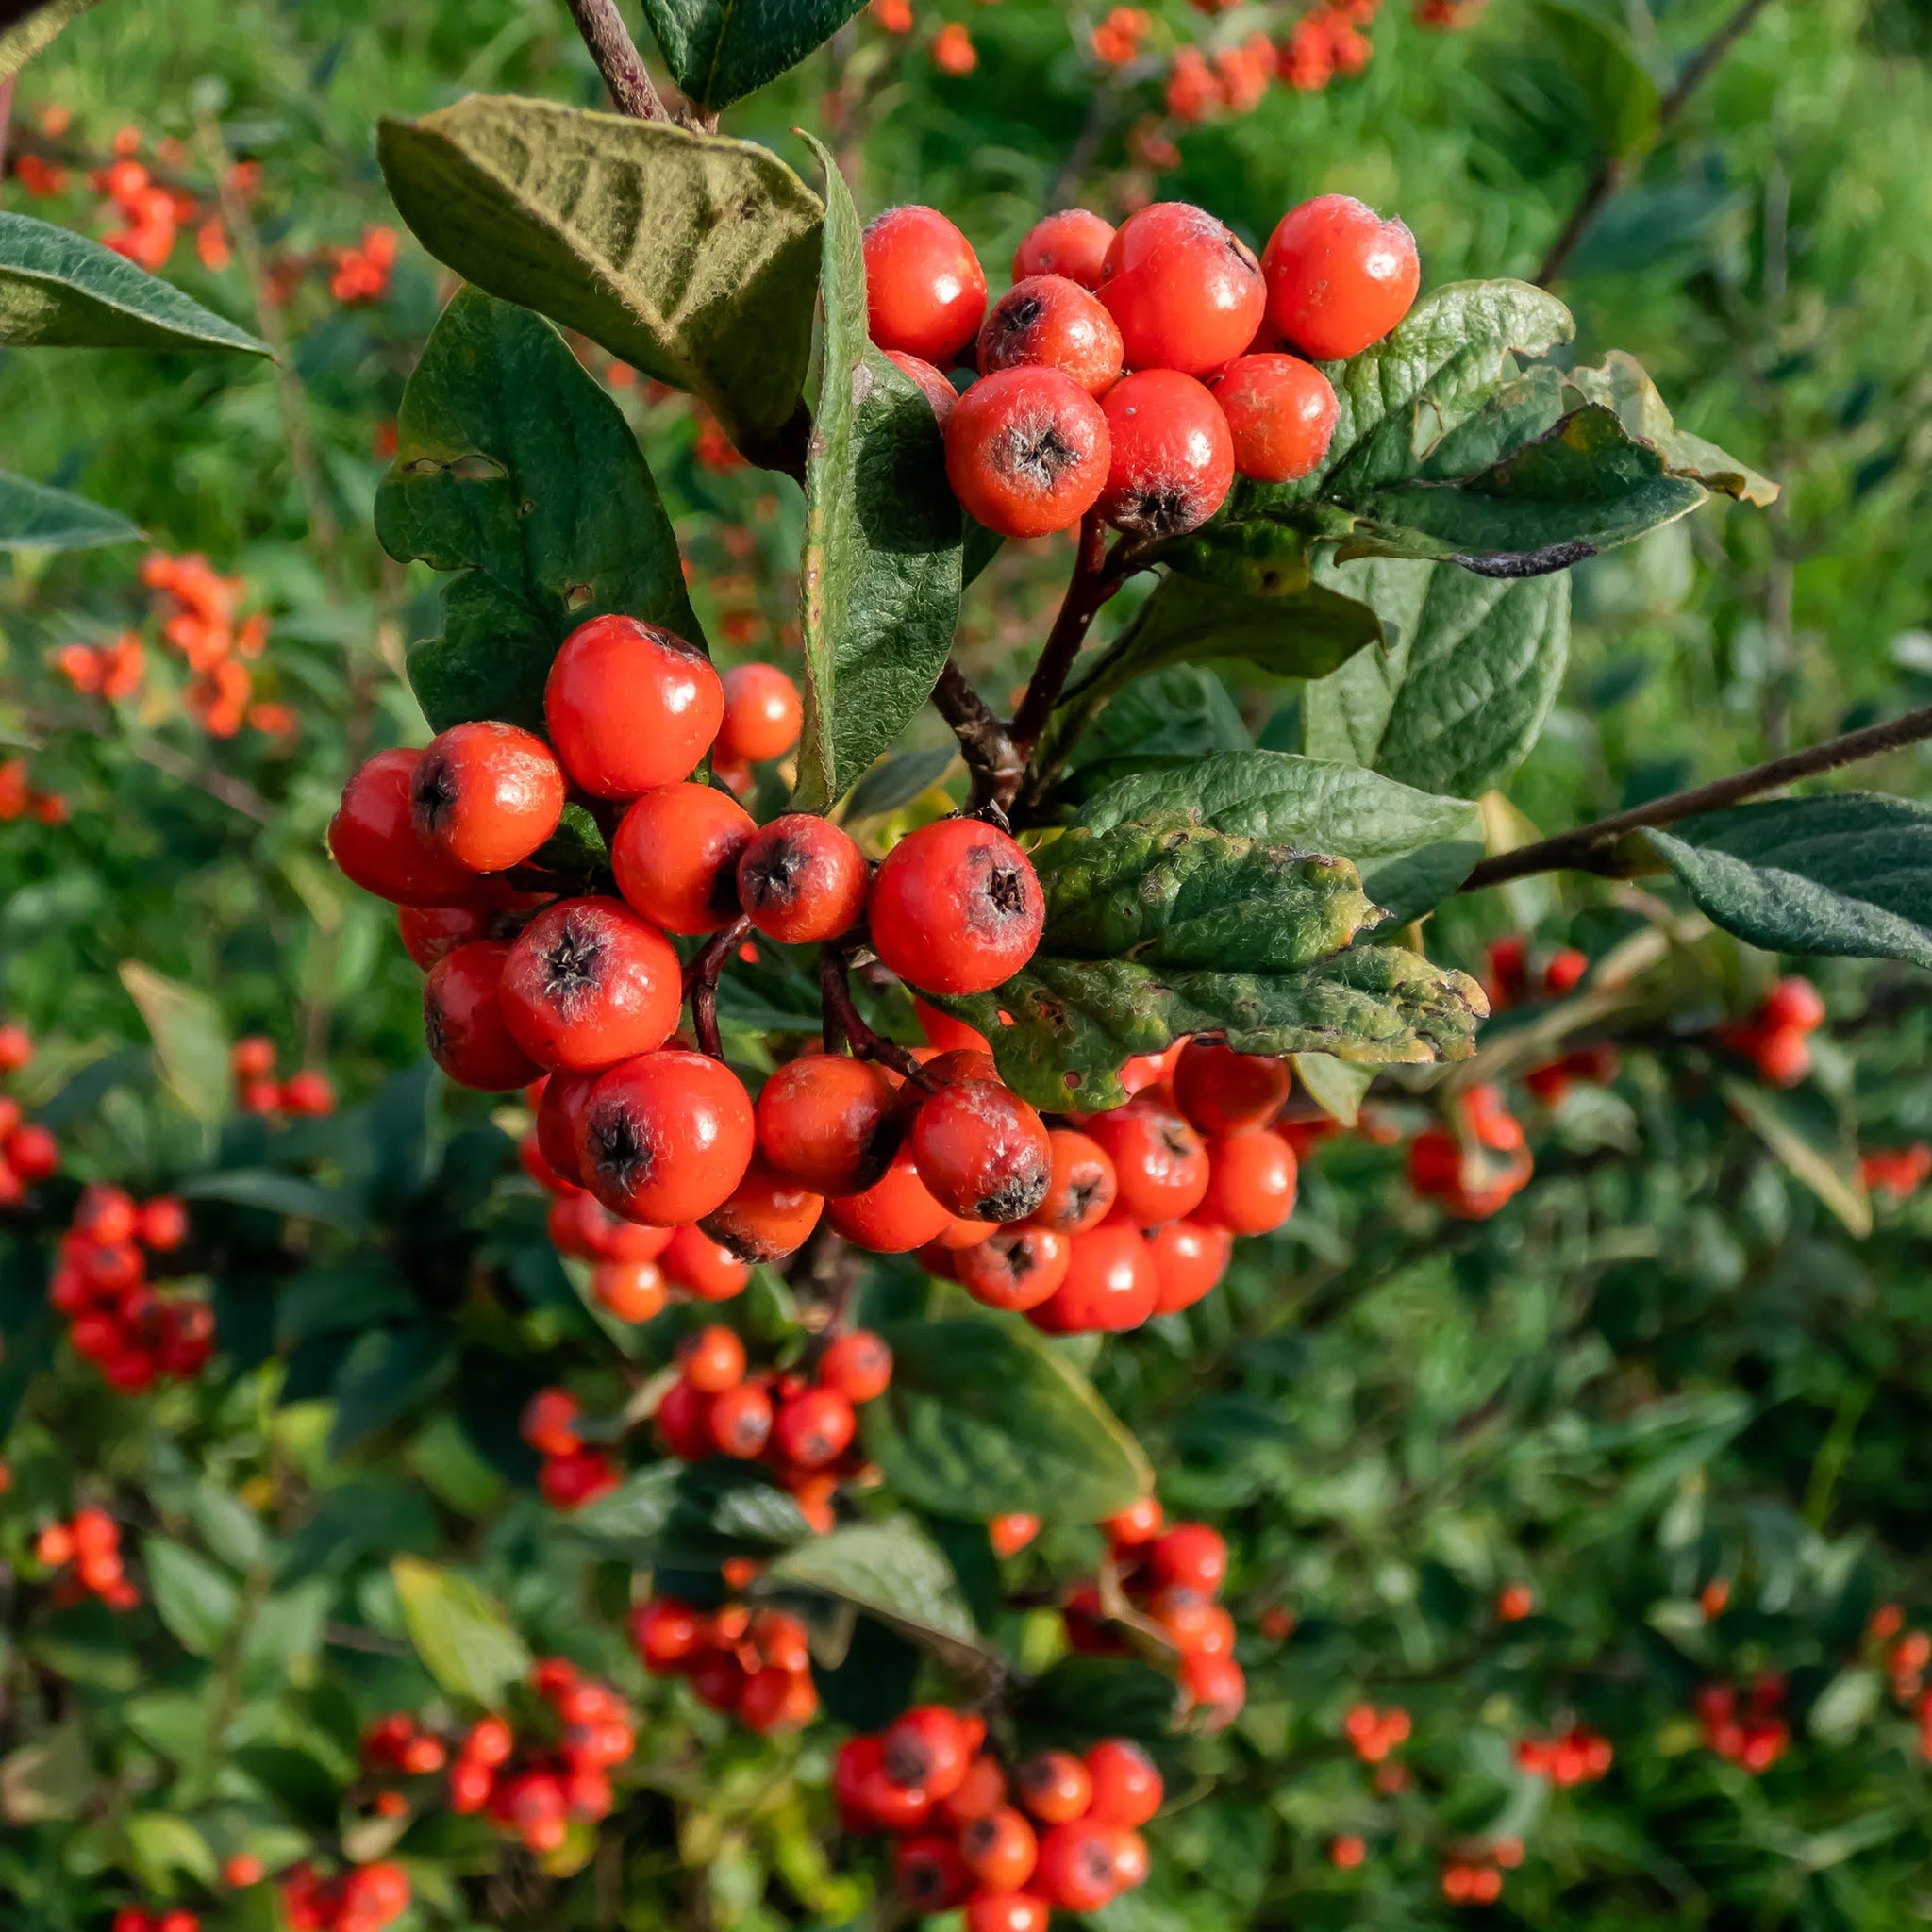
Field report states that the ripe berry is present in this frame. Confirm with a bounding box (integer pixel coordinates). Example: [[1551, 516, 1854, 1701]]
[[909, 1079, 1051, 1222], [1016, 1749, 1092, 1824], [279, 1071, 335, 1117], [817, 1329, 894, 1403], [1046, 1225, 1158, 1332], [230, 1035, 275, 1080], [965, 1895, 1051, 1932], [1035, 1819, 1123, 1911], [543, 615, 723, 799], [735, 815, 870, 945], [1097, 368, 1234, 538], [716, 663, 803, 765], [1199, 1129, 1297, 1235], [1212, 352, 1339, 483], [500, 897, 681, 1072], [1148, 1522, 1226, 1594], [1173, 1039, 1290, 1134], [870, 818, 1044, 995], [329, 747, 478, 906], [755, 1053, 905, 1194], [424, 941, 543, 1091], [1148, 1218, 1232, 1313], [883, 1704, 973, 1798], [884, 349, 959, 424], [708, 1380, 774, 1457], [537, 1065, 600, 1186], [411, 720, 565, 873], [962, 1806, 1039, 1890], [863, 205, 987, 365], [222, 1854, 264, 1889], [978, 275, 1124, 396], [1180, 1647, 1246, 1726], [4, 1124, 59, 1181], [825, 1146, 954, 1252], [943, 365, 1110, 539], [1104, 1495, 1163, 1545], [857, 1750, 936, 1831], [955, 1224, 1070, 1311], [1086, 1740, 1163, 1826], [1262, 194, 1420, 361], [1086, 1102, 1209, 1223], [677, 1324, 746, 1393], [1014, 208, 1116, 291], [774, 1386, 857, 1467], [577, 1050, 755, 1224], [1762, 975, 1825, 1032], [612, 784, 756, 935], [521, 1387, 581, 1457], [663, 1224, 753, 1300], [398, 901, 501, 970], [1032, 1128, 1117, 1233], [701, 1154, 824, 1262], [591, 1258, 666, 1322], [1099, 202, 1264, 375]]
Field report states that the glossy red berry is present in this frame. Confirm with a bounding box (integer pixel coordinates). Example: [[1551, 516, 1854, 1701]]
[[954, 1224, 1070, 1311], [499, 897, 681, 1072], [1212, 352, 1339, 483], [575, 1049, 756, 1225], [522, 1387, 581, 1457], [1180, 1646, 1246, 1726], [1086, 1102, 1209, 1224], [863, 205, 988, 365], [279, 1071, 334, 1117], [1097, 369, 1234, 538], [716, 663, 803, 765], [1104, 1494, 1163, 1545], [425, 941, 544, 1091], [883, 1704, 973, 1797], [1173, 1039, 1290, 1134], [943, 365, 1110, 539], [1085, 1740, 1162, 1826], [700, 1154, 825, 1262], [537, 1065, 600, 1187], [894, 1835, 974, 1911], [978, 275, 1124, 396], [735, 815, 870, 945], [611, 784, 756, 935], [755, 1053, 905, 1194], [1046, 1225, 1158, 1331], [1199, 1128, 1297, 1234], [1147, 1218, 1231, 1313], [663, 1224, 753, 1300], [870, 818, 1044, 995], [884, 348, 959, 424], [1014, 208, 1116, 291], [965, 1894, 1051, 1932], [1262, 194, 1420, 361], [398, 901, 501, 971], [1099, 202, 1264, 375], [329, 747, 479, 906], [1762, 975, 1825, 1032], [1035, 1819, 1124, 1911], [677, 1324, 746, 1393], [136, 1196, 188, 1251], [773, 1385, 857, 1467], [591, 1257, 666, 1322], [962, 1805, 1040, 1890], [1148, 1522, 1226, 1594], [411, 720, 565, 873], [543, 615, 723, 799], [1016, 1749, 1092, 1824], [826, 1146, 954, 1253], [816, 1329, 893, 1403], [631, 1597, 704, 1670], [1029, 1128, 1117, 1233], [909, 1079, 1051, 1222], [708, 1380, 774, 1457]]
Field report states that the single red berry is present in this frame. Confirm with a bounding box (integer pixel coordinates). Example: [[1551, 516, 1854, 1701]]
[[1016, 1749, 1092, 1824], [1085, 1740, 1162, 1826], [521, 1386, 581, 1457], [1261, 194, 1420, 361], [1147, 1218, 1231, 1313], [700, 1154, 825, 1262], [1085, 1101, 1209, 1224], [611, 784, 756, 935], [1096, 368, 1234, 538], [230, 1035, 275, 1080], [1211, 352, 1339, 483], [576, 1050, 755, 1224], [909, 1079, 1051, 1222], [955, 1224, 1069, 1311], [870, 818, 1044, 995], [425, 941, 544, 1090], [883, 1704, 973, 1797], [1043, 1225, 1158, 1332], [1035, 1818, 1124, 1911], [739, 1661, 818, 1732], [1198, 1128, 1297, 1234], [223, 1854, 265, 1889], [3, 1123, 59, 1182], [663, 1224, 753, 1300], [1541, 944, 1589, 996], [1031, 1128, 1117, 1234], [499, 897, 681, 1072], [543, 615, 723, 799], [978, 275, 1124, 396], [655, 1377, 714, 1458], [630, 1597, 705, 1671], [329, 747, 478, 906], [715, 663, 802, 766], [965, 1894, 1051, 1932], [1148, 1522, 1226, 1594], [676, 1324, 746, 1393], [1180, 1646, 1245, 1726], [591, 1257, 666, 1322], [410, 720, 566, 873], [1103, 1495, 1163, 1546], [863, 205, 988, 364], [1099, 202, 1264, 375], [773, 1385, 857, 1467], [1761, 975, 1825, 1032], [1014, 208, 1116, 290], [537, 1065, 601, 1188], [1497, 1583, 1535, 1622], [816, 1329, 893, 1403], [1753, 1024, 1811, 1087], [943, 365, 1110, 539], [824, 1145, 953, 1253], [735, 815, 870, 945], [278, 1071, 335, 1117], [885, 349, 958, 425], [397, 901, 501, 971], [1173, 1039, 1291, 1135], [708, 1380, 775, 1457], [0, 1023, 32, 1072], [961, 1805, 1040, 1890], [755, 1053, 906, 1194]]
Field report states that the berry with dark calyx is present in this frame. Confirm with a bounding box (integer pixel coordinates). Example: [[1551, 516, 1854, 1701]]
[[1014, 208, 1116, 291], [499, 897, 681, 1072], [663, 1224, 753, 1300], [700, 1153, 824, 1262], [978, 275, 1124, 396], [1086, 1739, 1162, 1826], [955, 1224, 1070, 1311], [410, 720, 565, 874], [863, 205, 988, 364], [1032, 1128, 1117, 1233], [884, 349, 959, 424], [883, 1704, 973, 1798], [1043, 1225, 1158, 1332], [870, 817, 1044, 995], [943, 365, 1110, 539], [817, 1328, 894, 1403], [1262, 194, 1420, 361], [755, 1053, 906, 1194], [576, 1049, 755, 1225], [537, 1065, 601, 1187], [1035, 1818, 1124, 1911], [1098, 202, 1265, 375], [611, 784, 756, 935], [1086, 1101, 1210, 1224], [894, 1834, 973, 1909], [1174, 1038, 1291, 1134], [735, 815, 870, 946], [909, 1079, 1051, 1222], [827, 1145, 957, 1252], [425, 941, 544, 1091], [521, 1387, 581, 1457], [1212, 352, 1339, 483], [1148, 1218, 1232, 1313], [716, 663, 803, 765], [329, 747, 480, 906], [1096, 368, 1234, 539], [1016, 1748, 1092, 1824], [1198, 1129, 1298, 1234], [708, 1380, 774, 1458], [773, 1385, 857, 1467], [543, 614, 724, 799], [962, 1806, 1040, 1890]]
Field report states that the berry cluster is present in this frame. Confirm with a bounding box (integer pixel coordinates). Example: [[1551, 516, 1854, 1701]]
[[359, 1709, 450, 1815], [836, 1711, 1162, 1927], [631, 1596, 820, 1732], [1694, 1676, 1790, 1773], [1341, 1701, 1413, 1766], [0, 1026, 61, 1207], [1720, 974, 1826, 1088], [1523, 1041, 1620, 1107], [110, 1911, 199, 1932], [0, 757, 69, 827], [1515, 1725, 1613, 1786], [1407, 1082, 1532, 1220], [279, 1861, 411, 1932], [1860, 1142, 1931, 1199], [34, 1505, 138, 1609], [231, 1036, 335, 1118], [47, 1185, 208, 1392], [1483, 934, 1588, 1009], [519, 1388, 621, 1511], [863, 192, 1417, 540], [1440, 1849, 1513, 1906], [535, 1163, 751, 1314], [327, 225, 399, 304], [134, 550, 284, 740]]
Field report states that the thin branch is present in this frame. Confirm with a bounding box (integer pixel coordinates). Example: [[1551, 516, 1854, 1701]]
[[1009, 510, 1114, 759], [0, 76, 15, 195], [561, 0, 671, 120], [819, 945, 931, 1086], [1537, 0, 1778, 285], [129, 737, 274, 823], [932, 661, 1024, 810], [1459, 702, 1932, 892], [684, 914, 751, 1059]]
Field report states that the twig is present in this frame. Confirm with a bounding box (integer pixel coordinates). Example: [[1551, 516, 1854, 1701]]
[[1009, 510, 1115, 761], [819, 945, 931, 1085], [684, 914, 751, 1059], [932, 661, 1024, 811], [0, 77, 16, 196], [561, 0, 671, 121], [128, 737, 274, 823], [1536, 0, 1778, 285], [1458, 702, 1932, 892]]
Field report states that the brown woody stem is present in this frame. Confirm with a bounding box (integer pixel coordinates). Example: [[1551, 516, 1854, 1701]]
[[1009, 510, 1114, 759], [820, 945, 931, 1086], [685, 915, 752, 1058], [562, 0, 672, 121], [933, 661, 1024, 812]]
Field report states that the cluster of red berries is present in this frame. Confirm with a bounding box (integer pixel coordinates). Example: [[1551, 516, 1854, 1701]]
[[1720, 974, 1826, 1088], [83, 127, 222, 274], [519, 1388, 622, 1511], [34, 1505, 138, 1609], [1341, 1701, 1413, 1766], [1873, 1608, 1932, 1711], [1694, 1676, 1790, 1773], [1440, 1847, 1515, 1906], [110, 1911, 199, 1932], [836, 1712, 1163, 1928], [1407, 1082, 1532, 1220], [54, 629, 146, 703], [1861, 1142, 1931, 1199], [632, 1596, 820, 1733], [326, 225, 400, 304], [279, 1861, 411, 1932], [358, 1708, 451, 1815], [1522, 1041, 1620, 1107], [1067, 1506, 1246, 1726], [140, 550, 288, 740], [0, 1025, 61, 1207], [0, 757, 69, 827], [861, 192, 1418, 541], [1484, 934, 1589, 1009], [231, 1036, 334, 1118], [1515, 1724, 1613, 1786], [46, 1185, 209, 1393]]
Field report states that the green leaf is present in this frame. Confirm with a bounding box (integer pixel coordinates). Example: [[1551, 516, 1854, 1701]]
[[0, 209, 269, 353], [1061, 665, 1251, 775], [1070, 750, 1486, 924], [1014, 1658, 1176, 1748], [1808, 1666, 1883, 1745], [1292, 1052, 1374, 1126], [792, 136, 963, 811], [328, 1326, 455, 1456], [377, 96, 821, 446], [1642, 794, 1932, 971], [1535, 0, 1662, 161], [177, 1171, 367, 1233], [0, 0, 108, 80], [637, 0, 870, 112], [841, 746, 958, 821], [123, 1811, 220, 1889], [1719, 1075, 1871, 1240], [144, 1537, 241, 1657], [866, 1316, 1152, 1524], [278, 1262, 419, 1347], [1568, 352, 1778, 506], [570, 1460, 810, 1560], [391, 1557, 532, 1710], [375, 286, 702, 734], [0, 470, 140, 551], [118, 961, 229, 1124], [0, 1723, 92, 1825]]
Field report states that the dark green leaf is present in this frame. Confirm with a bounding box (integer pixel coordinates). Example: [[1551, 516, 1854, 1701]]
[[377, 96, 821, 445], [1014, 1658, 1176, 1748], [637, 0, 869, 112], [0, 209, 270, 353], [792, 136, 963, 811], [0, 0, 108, 79], [812, 1616, 921, 1730], [277, 1263, 419, 1348], [1058, 664, 1251, 776], [1719, 1075, 1871, 1239], [375, 286, 701, 734], [866, 1315, 1152, 1524], [231, 1745, 343, 1833], [0, 469, 141, 550], [118, 961, 227, 1124], [177, 1170, 367, 1233], [0, 1723, 92, 1824], [391, 1557, 532, 1709], [328, 1326, 454, 1456], [841, 746, 958, 820], [1535, 0, 1662, 160], [569, 1460, 810, 1560], [144, 1537, 240, 1657]]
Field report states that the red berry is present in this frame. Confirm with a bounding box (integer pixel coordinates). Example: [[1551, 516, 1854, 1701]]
[[1015, 1749, 1092, 1824], [397, 902, 497, 970], [1180, 1647, 1245, 1726], [755, 1053, 906, 1194], [863, 205, 987, 364], [1104, 1495, 1163, 1546], [0, 1023, 32, 1072], [1212, 352, 1338, 483], [701, 1154, 825, 1263], [662, 1224, 753, 1301], [961, 1805, 1040, 1890], [825, 1145, 954, 1253], [1149, 1522, 1226, 1594], [735, 814, 870, 945], [739, 1662, 818, 1732], [965, 1894, 1051, 1932], [1085, 1740, 1162, 1826], [1261, 194, 1420, 361], [1035, 1818, 1123, 1911], [223, 1854, 264, 1889], [1761, 975, 1825, 1033], [1147, 1218, 1231, 1313], [592, 1258, 666, 1321], [816, 1329, 893, 1403], [230, 1035, 275, 1080], [943, 365, 1110, 539], [576, 1050, 755, 1224], [1043, 1225, 1158, 1332], [1174, 1039, 1291, 1134], [708, 1380, 774, 1457], [978, 275, 1124, 396], [611, 784, 756, 935], [410, 720, 565, 873], [955, 1224, 1070, 1311], [909, 1079, 1051, 1222], [630, 1597, 705, 1671], [425, 941, 544, 1090], [676, 1324, 746, 1393], [328, 747, 478, 906], [1096, 368, 1234, 539], [499, 897, 682, 1072], [1014, 208, 1116, 290], [521, 1387, 581, 1457], [884, 348, 959, 424], [1198, 1129, 1297, 1234], [1031, 1128, 1117, 1234], [278, 1071, 335, 1117], [543, 615, 723, 799], [537, 1065, 601, 1188], [655, 1376, 714, 1458], [716, 663, 803, 765], [883, 1704, 973, 1798], [1098, 202, 1264, 375], [1085, 1101, 1209, 1224], [870, 818, 1044, 995], [773, 1386, 856, 1467], [1754, 1024, 1811, 1088]]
